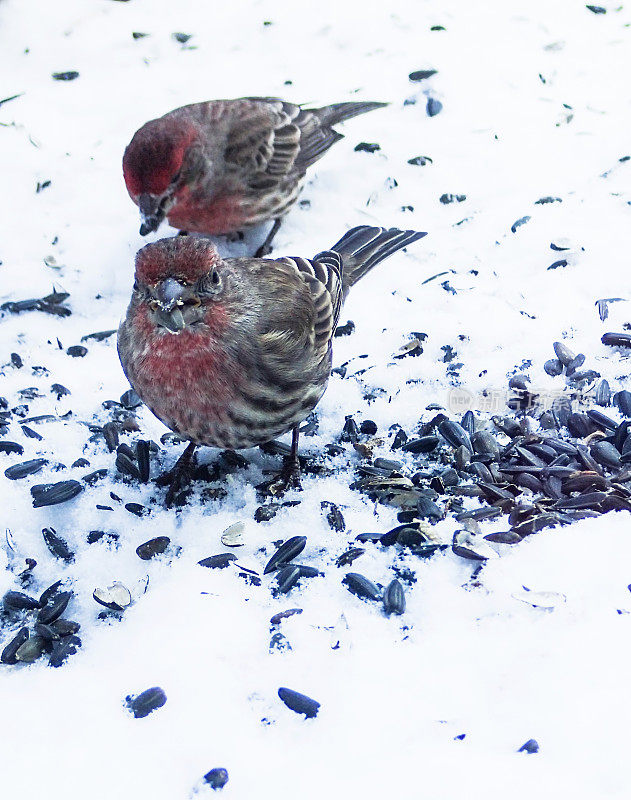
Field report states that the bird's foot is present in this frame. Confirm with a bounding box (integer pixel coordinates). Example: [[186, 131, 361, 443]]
[[155, 443, 197, 507], [257, 456, 302, 497], [254, 242, 273, 258]]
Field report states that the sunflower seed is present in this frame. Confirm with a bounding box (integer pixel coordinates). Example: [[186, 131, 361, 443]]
[[452, 530, 497, 561], [342, 572, 381, 601], [590, 441, 621, 468], [0, 441, 23, 455], [553, 341, 575, 366], [335, 547, 365, 567], [614, 391, 631, 417], [41, 527, 74, 562], [402, 435, 440, 453], [438, 420, 472, 451], [198, 553, 237, 569], [594, 380, 611, 407], [15, 634, 47, 663], [511, 216, 531, 233], [31, 480, 83, 508], [270, 608, 303, 625], [129, 441, 148, 483], [93, 582, 131, 611], [383, 579, 406, 615], [409, 68, 438, 81], [37, 592, 71, 624], [5, 458, 47, 480], [518, 739, 540, 754], [263, 536, 307, 574], [274, 565, 301, 594], [3, 591, 41, 611], [543, 358, 564, 377], [116, 452, 141, 480], [484, 531, 522, 544], [49, 634, 81, 667], [1, 627, 29, 664], [202, 768, 229, 790], [602, 332, 631, 348], [426, 97, 443, 117], [136, 536, 170, 560], [276, 685, 322, 719], [220, 522, 245, 547], [321, 501, 345, 532], [126, 687, 167, 718]]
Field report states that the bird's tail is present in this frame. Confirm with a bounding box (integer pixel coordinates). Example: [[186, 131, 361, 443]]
[[316, 226, 427, 293], [314, 101, 388, 127]]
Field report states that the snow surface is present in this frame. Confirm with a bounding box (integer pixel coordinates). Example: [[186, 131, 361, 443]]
[[1, 0, 631, 797]]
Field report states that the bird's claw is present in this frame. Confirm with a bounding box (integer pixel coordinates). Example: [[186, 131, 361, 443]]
[[257, 457, 302, 497]]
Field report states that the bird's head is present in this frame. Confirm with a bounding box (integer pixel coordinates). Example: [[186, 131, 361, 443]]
[[123, 116, 204, 236], [131, 237, 230, 335]]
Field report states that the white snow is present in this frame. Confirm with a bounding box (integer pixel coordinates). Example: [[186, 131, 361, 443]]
[[1, 0, 631, 797]]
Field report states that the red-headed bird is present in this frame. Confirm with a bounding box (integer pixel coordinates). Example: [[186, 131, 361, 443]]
[[122, 97, 387, 256], [117, 225, 426, 503]]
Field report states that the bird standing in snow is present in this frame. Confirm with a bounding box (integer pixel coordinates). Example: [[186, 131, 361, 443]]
[[117, 226, 426, 504], [122, 97, 387, 256]]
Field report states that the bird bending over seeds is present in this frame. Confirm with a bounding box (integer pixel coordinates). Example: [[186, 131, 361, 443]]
[[117, 226, 426, 504], [122, 97, 387, 256]]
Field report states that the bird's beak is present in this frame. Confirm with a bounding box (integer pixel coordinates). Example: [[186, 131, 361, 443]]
[[154, 306, 186, 333], [138, 193, 165, 236], [153, 278, 188, 333]]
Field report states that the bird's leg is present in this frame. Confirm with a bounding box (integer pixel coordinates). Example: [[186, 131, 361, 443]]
[[256, 427, 302, 497], [156, 442, 197, 506], [254, 218, 282, 258]]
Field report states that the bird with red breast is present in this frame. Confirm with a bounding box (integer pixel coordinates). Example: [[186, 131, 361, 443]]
[[122, 97, 387, 256], [117, 225, 427, 504]]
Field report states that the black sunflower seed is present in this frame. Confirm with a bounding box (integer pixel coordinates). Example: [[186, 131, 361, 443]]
[[198, 553, 237, 569], [590, 441, 621, 469], [0, 441, 23, 455], [511, 216, 530, 233], [278, 687, 320, 718], [544, 359, 564, 377], [37, 592, 71, 625], [359, 419, 377, 435], [438, 420, 472, 451], [1, 627, 29, 664], [340, 416, 359, 443], [3, 590, 41, 611], [52, 71, 79, 81], [471, 431, 500, 458], [342, 572, 381, 601], [484, 531, 522, 544], [391, 428, 408, 449], [51, 619, 80, 636], [383, 579, 405, 615], [511, 513, 560, 536], [293, 565, 321, 578], [614, 391, 631, 417], [335, 547, 365, 567], [409, 68, 437, 81], [594, 377, 611, 406], [202, 768, 229, 790], [31, 480, 83, 508], [136, 537, 170, 560], [83, 468, 108, 484], [402, 435, 439, 453], [270, 608, 303, 625], [42, 528, 74, 562], [416, 496, 442, 519], [5, 458, 47, 480], [116, 452, 141, 480], [103, 422, 119, 452], [518, 739, 540, 754], [554, 492, 607, 510], [553, 341, 575, 366], [15, 634, 47, 663], [125, 502, 147, 517], [264, 536, 307, 574], [126, 687, 167, 718], [120, 389, 142, 409], [321, 501, 345, 532], [136, 440, 150, 483], [426, 97, 442, 116], [48, 634, 81, 667], [602, 332, 631, 348], [274, 565, 301, 594]]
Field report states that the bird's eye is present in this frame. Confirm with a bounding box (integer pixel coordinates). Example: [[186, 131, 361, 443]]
[[200, 270, 222, 294]]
